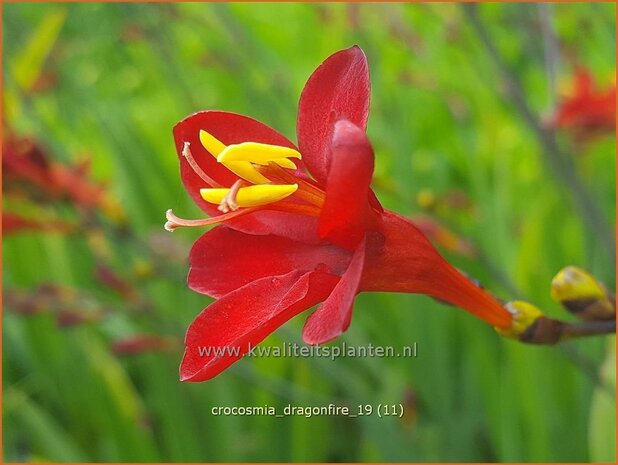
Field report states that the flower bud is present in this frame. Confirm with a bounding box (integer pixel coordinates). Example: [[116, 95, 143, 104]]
[[550, 266, 615, 321], [496, 301, 565, 344], [496, 301, 544, 339]]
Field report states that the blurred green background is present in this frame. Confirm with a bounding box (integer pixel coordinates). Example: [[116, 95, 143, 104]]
[[2, 2, 615, 462]]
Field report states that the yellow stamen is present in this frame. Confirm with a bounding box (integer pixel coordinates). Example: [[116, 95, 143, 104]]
[[197, 130, 303, 201], [200, 184, 298, 208], [274, 158, 297, 169], [217, 142, 301, 164], [200, 129, 300, 184], [199, 130, 226, 157], [222, 161, 271, 185]]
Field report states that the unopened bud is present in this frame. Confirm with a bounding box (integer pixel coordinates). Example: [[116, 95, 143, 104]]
[[496, 301, 565, 344], [550, 266, 615, 321], [496, 301, 544, 339]]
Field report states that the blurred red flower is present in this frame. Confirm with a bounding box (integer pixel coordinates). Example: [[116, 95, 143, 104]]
[[551, 68, 615, 141], [112, 335, 179, 355], [167, 46, 512, 382], [3, 212, 74, 235], [3, 135, 124, 221]]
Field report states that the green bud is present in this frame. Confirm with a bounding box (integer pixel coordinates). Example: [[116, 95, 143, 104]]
[[551, 266, 615, 321]]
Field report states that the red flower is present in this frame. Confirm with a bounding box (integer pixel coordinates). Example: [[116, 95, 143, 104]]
[[112, 335, 179, 355], [167, 46, 512, 382], [3, 135, 125, 221], [3, 212, 74, 235], [551, 68, 616, 141]]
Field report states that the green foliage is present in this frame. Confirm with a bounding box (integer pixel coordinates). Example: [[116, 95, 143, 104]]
[[589, 338, 616, 462], [3, 3, 615, 462]]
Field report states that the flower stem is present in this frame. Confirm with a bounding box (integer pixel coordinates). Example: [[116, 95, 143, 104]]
[[559, 319, 616, 341], [517, 316, 615, 345]]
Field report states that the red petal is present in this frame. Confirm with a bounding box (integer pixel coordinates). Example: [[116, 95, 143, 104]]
[[174, 111, 318, 241], [225, 210, 321, 244], [188, 226, 352, 298], [302, 236, 366, 344], [297, 46, 370, 185], [173, 110, 300, 213], [318, 119, 375, 250], [3, 213, 73, 234], [574, 67, 593, 96], [180, 270, 339, 382], [361, 211, 512, 329]]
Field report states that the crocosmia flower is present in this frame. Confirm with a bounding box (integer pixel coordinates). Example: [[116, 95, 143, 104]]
[[551, 67, 616, 141], [166, 46, 513, 382], [3, 135, 124, 221]]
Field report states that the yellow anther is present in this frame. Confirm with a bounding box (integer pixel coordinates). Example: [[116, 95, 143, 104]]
[[496, 301, 544, 340], [272, 158, 298, 170], [200, 184, 298, 208], [217, 142, 301, 164], [199, 130, 269, 184], [199, 130, 226, 157], [223, 162, 271, 185], [199, 130, 298, 185]]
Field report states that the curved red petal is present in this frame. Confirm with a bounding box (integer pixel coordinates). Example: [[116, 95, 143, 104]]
[[297, 46, 370, 185], [574, 67, 593, 96], [302, 236, 366, 344], [188, 226, 352, 298], [368, 189, 384, 213], [174, 111, 318, 241], [318, 119, 375, 250], [180, 270, 340, 382], [225, 210, 321, 244], [173, 110, 300, 213]]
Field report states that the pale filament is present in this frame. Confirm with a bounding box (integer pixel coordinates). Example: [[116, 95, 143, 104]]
[[164, 207, 259, 232], [165, 136, 326, 232], [164, 201, 322, 232], [218, 179, 248, 213], [261, 163, 325, 207], [182, 142, 220, 187]]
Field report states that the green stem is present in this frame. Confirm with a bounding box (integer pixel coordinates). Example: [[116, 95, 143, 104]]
[[560, 319, 616, 341]]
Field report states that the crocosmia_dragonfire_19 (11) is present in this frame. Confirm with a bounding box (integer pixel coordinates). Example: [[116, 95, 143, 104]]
[[165, 46, 514, 382]]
